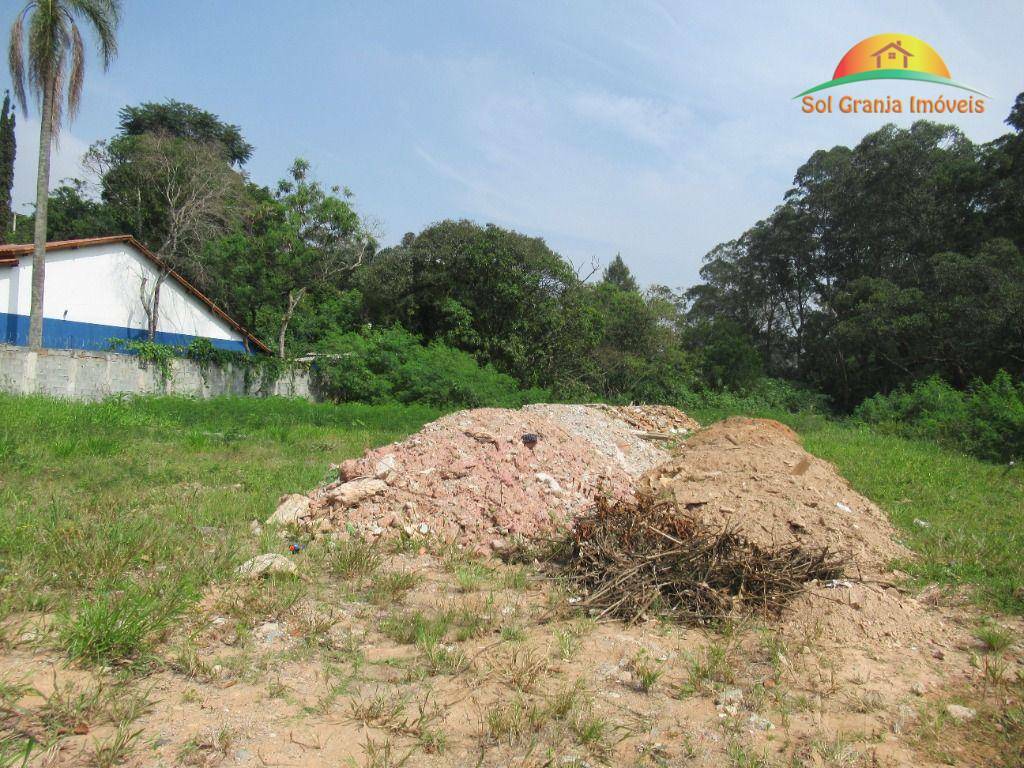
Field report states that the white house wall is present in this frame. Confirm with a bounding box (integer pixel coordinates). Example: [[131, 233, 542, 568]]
[[0, 243, 250, 353]]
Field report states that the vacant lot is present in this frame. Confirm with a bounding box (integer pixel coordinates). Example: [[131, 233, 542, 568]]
[[0, 395, 1021, 767]]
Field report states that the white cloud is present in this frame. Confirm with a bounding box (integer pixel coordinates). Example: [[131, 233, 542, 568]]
[[12, 117, 92, 213], [570, 92, 690, 148]]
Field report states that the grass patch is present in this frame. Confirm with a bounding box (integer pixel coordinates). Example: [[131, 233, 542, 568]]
[[797, 419, 1024, 613], [57, 581, 191, 665], [0, 394, 438, 664]]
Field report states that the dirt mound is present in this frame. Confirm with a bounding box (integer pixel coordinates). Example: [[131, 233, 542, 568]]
[[282, 404, 698, 551], [638, 417, 910, 573]]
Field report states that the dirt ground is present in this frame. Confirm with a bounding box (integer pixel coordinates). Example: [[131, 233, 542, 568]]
[[1, 407, 1021, 767]]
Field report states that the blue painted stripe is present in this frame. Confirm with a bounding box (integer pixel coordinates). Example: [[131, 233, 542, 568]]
[[0, 313, 252, 354]]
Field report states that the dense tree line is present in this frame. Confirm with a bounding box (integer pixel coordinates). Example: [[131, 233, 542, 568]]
[[686, 94, 1024, 408], [7, 94, 1024, 417]]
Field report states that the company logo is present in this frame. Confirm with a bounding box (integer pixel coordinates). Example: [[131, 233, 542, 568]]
[[797, 34, 987, 115]]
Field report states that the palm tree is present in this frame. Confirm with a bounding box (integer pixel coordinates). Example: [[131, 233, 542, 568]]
[[8, 1, 120, 349]]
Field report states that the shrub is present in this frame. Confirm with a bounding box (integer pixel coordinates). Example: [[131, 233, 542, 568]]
[[312, 325, 545, 408], [855, 371, 1024, 462]]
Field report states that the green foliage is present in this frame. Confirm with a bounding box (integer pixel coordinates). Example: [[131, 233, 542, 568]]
[[109, 338, 178, 382], [108, 337, 292, 390], [10, 181, 116, 244], [0, 92, 14, 244], [118, 100, 253, 166], [313, 325, 545, 408], [686, 104, 1024, 409], [57, 580, 191, 665], [856, 371, 1024, 462]]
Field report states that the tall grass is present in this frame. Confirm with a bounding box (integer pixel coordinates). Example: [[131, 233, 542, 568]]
[[0, 395, 439, 634]]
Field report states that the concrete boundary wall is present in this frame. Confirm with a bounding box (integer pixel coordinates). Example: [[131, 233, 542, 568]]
[[0, 345, 313, 401]]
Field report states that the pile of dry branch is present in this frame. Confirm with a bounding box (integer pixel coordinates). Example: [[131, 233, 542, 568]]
[[554, 494, 847, 625]]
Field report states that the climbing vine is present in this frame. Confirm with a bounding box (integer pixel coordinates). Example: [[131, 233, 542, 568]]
[[109, 338, 178, 383], [109, 337, 300, 391]]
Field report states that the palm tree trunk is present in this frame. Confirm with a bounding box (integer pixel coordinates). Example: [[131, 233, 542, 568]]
[[27, 78, 55, 350]]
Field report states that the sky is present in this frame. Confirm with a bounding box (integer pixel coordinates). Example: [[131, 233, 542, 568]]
[[4, 1, 1023, 290]]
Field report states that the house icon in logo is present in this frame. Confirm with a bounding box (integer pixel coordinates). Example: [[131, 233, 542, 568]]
[[871, 40, 913, 69]]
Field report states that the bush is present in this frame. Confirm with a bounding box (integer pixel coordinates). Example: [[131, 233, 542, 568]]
[[312, 325, 546, 408], [855, 371, 1024, 462], [674, 378, 828, 423]]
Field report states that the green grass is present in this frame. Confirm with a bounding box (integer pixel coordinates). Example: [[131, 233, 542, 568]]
[[796, 419, 1024, 613], [0, 394, 439, 639]]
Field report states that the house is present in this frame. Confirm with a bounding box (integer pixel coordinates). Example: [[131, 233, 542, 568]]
[[0, 235, 271, 354], [871, 40, 913, 69]]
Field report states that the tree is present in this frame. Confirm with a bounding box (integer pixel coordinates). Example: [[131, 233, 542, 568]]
[[10, 179, 114, 243], [0, 92, 15, 243], [601, 253, 639, 292], [117, 100, 253, 167], [87, 131, 247, 339], [358, 220, 578, 386], [8, 0, 121, 348]]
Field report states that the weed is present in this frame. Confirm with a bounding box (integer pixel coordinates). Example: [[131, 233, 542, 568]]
[[86, 724, 142, 768], [57, 581, 189, 665], [379, 610, 451, 646], [571, 707, 611, 751], [355, 735, 414, 768], [452, 599, 495, 640], [501, 567, 529, 590], [679, 642, 736, 697], [629, 649, 664, 693], [726, 740, 772, 768], [483, 697, 545, 744], [329, 539, 382, 582], [975, 621, 1015, 654], [501, 625, 526, 642], [419, 640, 469, 676], [454, 562, 492, 592], [366, 571, 421, 605], [497, 646, 547, 692]]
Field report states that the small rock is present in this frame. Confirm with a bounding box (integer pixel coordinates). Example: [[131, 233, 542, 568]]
[[373, 454, 398, 481], [913, 518, 931, 528], [747, 714, 774, 731], [327, 478, 388, 507], [249, 519, 263, 536], [835, 501, 853, 513], [945, 704, 976, 721], [911, 682, 927, 696], [236, 553, 296, 579], [418, 522, 430, 535], [535, 472, 563, 494], [256, 621, 285, 644], [266, 494, 311, 526], [370, 525, 384, 536], [490, 538, 506, 551], [932, 648, 945, 660]]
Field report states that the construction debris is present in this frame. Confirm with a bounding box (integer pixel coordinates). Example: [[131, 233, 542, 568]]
[[278, 404, 698, 551]]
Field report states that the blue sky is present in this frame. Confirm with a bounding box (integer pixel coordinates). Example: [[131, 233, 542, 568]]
[[6, 1, 1023, 289]]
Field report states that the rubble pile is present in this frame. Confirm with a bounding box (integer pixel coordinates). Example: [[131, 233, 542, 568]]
[[269, 404, 698, 552]]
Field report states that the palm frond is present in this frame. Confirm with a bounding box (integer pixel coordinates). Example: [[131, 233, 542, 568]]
[[65, 0, 120, 68], [7, 0, 120, 131], [66, 22, 84, 120], [7, 10, 27, 113]]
